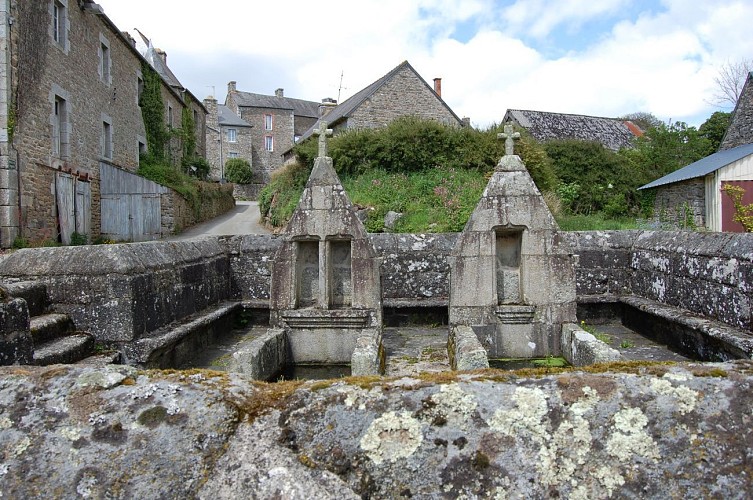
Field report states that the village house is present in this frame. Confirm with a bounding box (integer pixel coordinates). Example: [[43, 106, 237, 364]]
[[503, 109, 644, 151], [0, 0, 207, 247], [289, 60, 465, 159], [203, 97, 253, 182], [222, 83, 320, 186]]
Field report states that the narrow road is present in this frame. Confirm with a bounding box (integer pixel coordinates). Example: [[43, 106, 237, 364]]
[[166, 201, 270, 240]]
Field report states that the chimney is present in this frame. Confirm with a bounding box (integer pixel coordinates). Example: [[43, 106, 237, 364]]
[[433, 78, 442, 97], [122, 31, 136, 48], [319, 98, 337, 118], [275, 88, 284, 98], [203, 97, 218, 128], [155, 48, 167, 65], [228, 81, 237, 93], [462, 117, 471, 127]]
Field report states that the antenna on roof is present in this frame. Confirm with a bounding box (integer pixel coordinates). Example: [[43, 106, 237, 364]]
[[337, 70, 347, 102], [207, 86, 215, 98]]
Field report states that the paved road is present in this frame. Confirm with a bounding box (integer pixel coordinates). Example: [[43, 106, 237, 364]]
[[166, 201, 271, 240]]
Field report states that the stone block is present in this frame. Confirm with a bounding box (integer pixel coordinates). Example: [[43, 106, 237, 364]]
[[227, 328, 288, 380], [561, 323, 622, 366], [448, 325, 489, 371]]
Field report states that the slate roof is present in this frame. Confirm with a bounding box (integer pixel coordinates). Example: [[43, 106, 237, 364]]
[[231, 91, 319, 118], [218, 105, 251, 128], [503, 109, 643, 151], [639, 143, 753, 190], [295, 61, 463, 144]]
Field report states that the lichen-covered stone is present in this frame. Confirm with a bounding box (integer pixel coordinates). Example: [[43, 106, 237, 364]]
[[2, 362, 753, 498]]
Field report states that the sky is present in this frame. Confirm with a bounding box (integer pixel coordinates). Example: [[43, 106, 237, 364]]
[[96, 0, 753, 129]]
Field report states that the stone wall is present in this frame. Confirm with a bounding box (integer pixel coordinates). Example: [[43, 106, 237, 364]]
[[0, 239, 233, 344], [348, 64, 459, 129], [650, 178, 706, 229], [160, 182, 234, 235], [565, 230, 753, 330]]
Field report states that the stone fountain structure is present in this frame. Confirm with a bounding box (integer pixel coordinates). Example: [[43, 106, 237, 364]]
[[449, 123, 578, 359], [266, 121, 384, 375]]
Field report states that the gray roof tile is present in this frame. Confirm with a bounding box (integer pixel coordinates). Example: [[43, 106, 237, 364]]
[[232, 92, 319, 117], [218, 105, 251, 127]]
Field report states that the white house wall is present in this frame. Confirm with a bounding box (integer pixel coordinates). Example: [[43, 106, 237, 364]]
[[708, 154, 753, 231]]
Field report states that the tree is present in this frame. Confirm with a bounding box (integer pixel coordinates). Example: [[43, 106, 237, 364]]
[[711, 59, 753, 107], [698, 111, 731, 151], [619, 112, 663, 132]]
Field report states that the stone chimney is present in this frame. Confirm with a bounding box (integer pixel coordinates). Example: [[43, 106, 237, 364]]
[[203, 97, 219, 129], [122, 31, 136, 48], [319, 98, 337, 118], [462, 117, 471, 127], [155, 48, 167, 65], [433, 78, 442, 97], [275, 88, 284, 98], [228, 81, 237, 93]]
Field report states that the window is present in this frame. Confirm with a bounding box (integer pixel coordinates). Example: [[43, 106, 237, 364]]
[[227, 152, 239, 158], [99, 35, 111, 84], [264, 114, 273, 130], [138, 138, 147, 164], [137, 74, 144, 105], [51, 0, 68, 51], [264, 135, 274, 152], [52, 93, 69, 159], [101, 117, 113, 159], [167, 104, 173, 128], [227, 128, 237, 143]]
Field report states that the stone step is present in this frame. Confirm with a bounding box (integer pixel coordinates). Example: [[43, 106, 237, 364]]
[[5, 281, 48, 317], [33, 334, 94, 366], [30, 314, 75, 345], [75, 351, 122, 367]]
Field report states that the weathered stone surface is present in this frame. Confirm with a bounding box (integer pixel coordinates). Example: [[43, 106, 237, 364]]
[[448, 325, 489, 370], [2, 362, 753, 498], [561, 322, 622, 366], [227, 328, 288, 380], [0, 297, 31, 365]]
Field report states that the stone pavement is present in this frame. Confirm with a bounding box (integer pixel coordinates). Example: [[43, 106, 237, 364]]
[[166, 201, 270, 240]]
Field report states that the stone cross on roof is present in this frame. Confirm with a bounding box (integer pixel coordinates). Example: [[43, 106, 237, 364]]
[[497, 122, 521, 156], [313, 120, 333, 158]]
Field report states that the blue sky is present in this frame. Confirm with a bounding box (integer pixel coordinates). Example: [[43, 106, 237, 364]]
[[97, 0, 753, 129]]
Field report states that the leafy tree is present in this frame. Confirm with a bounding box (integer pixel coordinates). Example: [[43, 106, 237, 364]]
[[545, 140, 639, 215], [225, 158, 253, 184], [619, 112, 663, 132], [698, 111, 731, 152]]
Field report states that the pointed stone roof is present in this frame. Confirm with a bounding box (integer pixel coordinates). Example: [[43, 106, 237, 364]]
[[719, 72, 753, 151]]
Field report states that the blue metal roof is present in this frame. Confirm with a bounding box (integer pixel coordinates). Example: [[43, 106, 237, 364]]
[[639, 143, 753, 190]]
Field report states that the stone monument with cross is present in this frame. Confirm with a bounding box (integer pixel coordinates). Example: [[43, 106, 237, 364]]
[[448, 120, 576, 360], [265, 118, 384, 376]]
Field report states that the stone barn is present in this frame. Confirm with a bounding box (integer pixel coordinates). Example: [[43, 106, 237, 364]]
[[639, 143, 753, 231]]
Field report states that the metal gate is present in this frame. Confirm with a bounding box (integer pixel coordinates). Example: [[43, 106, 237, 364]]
[[55, 172, 91, 245], [100, 163, 166, 242]]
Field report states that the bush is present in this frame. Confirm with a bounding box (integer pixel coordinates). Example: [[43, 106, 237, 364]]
[[182, 156, 211, 180], [225, 158, 253, 184]]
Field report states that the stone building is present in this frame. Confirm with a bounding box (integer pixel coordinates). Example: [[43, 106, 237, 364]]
[[719, 71, 753, 151], [0, 0, 206, 246], [503, 109, 644, 151], [290, 61, 464, 156], [203, 97, 253, 182], [223, 83, 319, 185]]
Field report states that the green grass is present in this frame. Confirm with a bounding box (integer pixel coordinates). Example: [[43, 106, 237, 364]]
[[343, 167, 486, 233], [555, 213, 639, 231]]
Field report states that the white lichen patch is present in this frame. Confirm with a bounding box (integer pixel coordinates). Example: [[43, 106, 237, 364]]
[[425, 383, 478, 430], [606, 407, 660, 462], [488, 387, 549, 444], [593, 464, 626, 497], [0, 416, 12, 430], [650, 377, 698, 415], [12, 437, 30, 457], [360, 411, 424, 465], [61, 426, 82, 441]]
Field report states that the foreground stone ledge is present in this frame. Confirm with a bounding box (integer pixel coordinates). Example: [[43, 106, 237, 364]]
[[1, 362, 752, 498]]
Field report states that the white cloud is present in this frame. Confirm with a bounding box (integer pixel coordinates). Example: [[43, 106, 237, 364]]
[[97, 0, 753, 129]]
